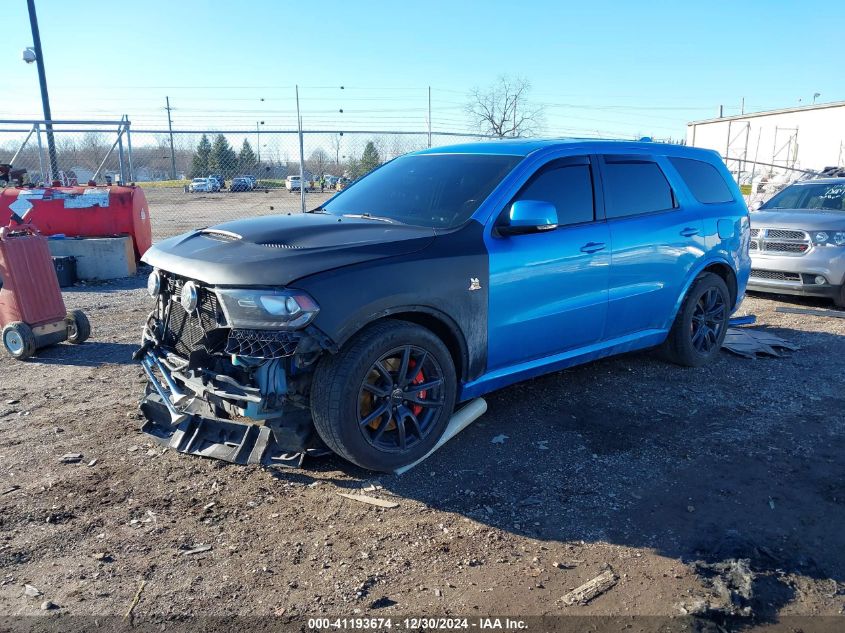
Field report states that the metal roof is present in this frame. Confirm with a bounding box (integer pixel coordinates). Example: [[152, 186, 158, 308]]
[[688, 100, 845, 126]]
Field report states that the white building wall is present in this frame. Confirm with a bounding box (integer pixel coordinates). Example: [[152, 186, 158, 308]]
[[687, 103, 845, 175]]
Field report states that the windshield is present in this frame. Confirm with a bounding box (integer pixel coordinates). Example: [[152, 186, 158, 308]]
[[321, 153, 522, 229], [761, 181, 845, 212], [193, 178, 205, 183]]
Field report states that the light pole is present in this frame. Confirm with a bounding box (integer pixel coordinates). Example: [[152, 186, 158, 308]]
[[25, 0, 58, 180], [256, 120, 264, 166]]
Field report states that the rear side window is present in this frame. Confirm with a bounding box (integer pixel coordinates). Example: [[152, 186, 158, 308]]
[[601, 157, 676, 219], [515, 162, 595, 226], [670, 157, 734, 204]]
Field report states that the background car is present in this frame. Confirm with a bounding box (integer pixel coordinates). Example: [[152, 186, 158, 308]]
[[748, 177, 845, 307], [229, 177, 251, 192], [242, 175, 257, 189], [208, 175, 225, 191], [188, 177, 213, 193]]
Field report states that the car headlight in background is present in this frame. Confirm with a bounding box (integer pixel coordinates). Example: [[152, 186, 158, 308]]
[[216, 288, 319, 330], [811, 231, 845, 246], [147, 270, 161, 297]]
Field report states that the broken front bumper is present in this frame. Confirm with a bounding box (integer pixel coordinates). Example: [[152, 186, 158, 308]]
[[136, 345, 325, 467]]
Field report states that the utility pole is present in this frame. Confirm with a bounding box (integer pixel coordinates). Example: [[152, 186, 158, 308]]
[[427, 86, 432, 148], [26, 0, 58, 180], [296, 85, 306, 213], [165, 96, 176, 180]]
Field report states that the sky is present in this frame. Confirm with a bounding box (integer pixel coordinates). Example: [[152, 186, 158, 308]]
[[1, 0, 842, 140]]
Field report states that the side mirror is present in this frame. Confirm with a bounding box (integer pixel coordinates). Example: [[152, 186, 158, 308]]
[[499, 200, 558, 236]]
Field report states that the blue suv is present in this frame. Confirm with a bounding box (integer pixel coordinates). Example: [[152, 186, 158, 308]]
[[139, 139, 751, 471]]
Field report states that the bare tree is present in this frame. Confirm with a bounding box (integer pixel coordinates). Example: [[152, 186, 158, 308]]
[[307, 148, 330, 177], [330, 133, 342, 166], [467, 76, 544, 138]]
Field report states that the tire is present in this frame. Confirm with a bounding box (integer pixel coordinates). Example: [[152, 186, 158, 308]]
[[834, 286, 845, 309], [66, 309, 91, 344], [2, 322, 37, 360], [661, 273, 730, 367], [311, 320, 457, 472]]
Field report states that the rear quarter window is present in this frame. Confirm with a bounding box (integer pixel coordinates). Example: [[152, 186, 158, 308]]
[[670, 157, 734, 204]]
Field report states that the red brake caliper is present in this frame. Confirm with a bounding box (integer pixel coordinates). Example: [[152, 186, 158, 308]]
[[408, 360, 427, 416]]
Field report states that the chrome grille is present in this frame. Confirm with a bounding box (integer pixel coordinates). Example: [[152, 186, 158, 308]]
[[752, 227, 811, 257], [766, 228, 805, 240], [750, 269, 801, 282]]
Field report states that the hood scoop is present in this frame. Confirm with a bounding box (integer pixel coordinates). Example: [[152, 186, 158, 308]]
[[200, 229, 242, 242]]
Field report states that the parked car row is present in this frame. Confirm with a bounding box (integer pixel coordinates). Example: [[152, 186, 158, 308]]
[[188, 174, 259, 193]]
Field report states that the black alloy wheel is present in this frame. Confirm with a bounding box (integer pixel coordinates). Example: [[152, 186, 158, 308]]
[[357, 345, 445, 453]]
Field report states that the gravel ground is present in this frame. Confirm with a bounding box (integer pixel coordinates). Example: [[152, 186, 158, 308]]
[[0, 277, 843, 628]]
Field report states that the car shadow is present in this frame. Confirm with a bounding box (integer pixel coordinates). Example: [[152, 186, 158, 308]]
[[26, 341, 138, 366], [282, 325, 845, 627]]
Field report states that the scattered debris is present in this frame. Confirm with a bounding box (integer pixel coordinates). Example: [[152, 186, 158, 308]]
[[728, 315, 757, 327], [6, 399, 18, 405], [59, 453, 83, 464], [536, 440, 549, 450], [24, 584, 41, 597], [776, 306, 845, 319], [181, 545, 212, 556], [87, 459, 97, 467], [123, 580, 146, 620], [693, 558, 755, 617], [561, 568, 618, 606], [337, 493, 399, 509], [92, 552, 111, 562], [722, 327, 799, 359], [2, 485, 19, 495], [491, 434, 509, 444], [41, 600, 58, 611]]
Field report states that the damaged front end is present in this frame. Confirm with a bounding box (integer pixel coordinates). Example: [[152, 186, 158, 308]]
[[135, 270, 332, 467]]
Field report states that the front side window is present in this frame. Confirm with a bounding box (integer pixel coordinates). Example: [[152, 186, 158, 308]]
[[761, 181, 845, 212], [670, 157, 734, 204], [601, 156, 676, 219], [321, 153, 522, 229], [513, 160, 595, 226]]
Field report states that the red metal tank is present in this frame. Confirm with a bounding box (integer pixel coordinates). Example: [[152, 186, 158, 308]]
[[0, 225, 66, 328], [0, 184, 152, 259]]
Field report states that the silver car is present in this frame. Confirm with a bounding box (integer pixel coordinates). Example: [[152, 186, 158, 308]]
[[748, 178, 845, 307]]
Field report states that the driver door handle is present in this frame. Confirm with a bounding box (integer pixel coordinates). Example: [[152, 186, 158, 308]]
[[680, 227, 700, 237], [580, 241, 606, 254]]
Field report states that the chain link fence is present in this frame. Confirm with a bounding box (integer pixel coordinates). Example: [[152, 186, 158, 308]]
[[0, 121, 493, 241]]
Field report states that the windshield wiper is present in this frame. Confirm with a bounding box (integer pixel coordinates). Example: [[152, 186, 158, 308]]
[[342, 213, 397, 224]]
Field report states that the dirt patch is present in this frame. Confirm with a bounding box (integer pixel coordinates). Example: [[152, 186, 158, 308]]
[[0, 279, 843, 625]]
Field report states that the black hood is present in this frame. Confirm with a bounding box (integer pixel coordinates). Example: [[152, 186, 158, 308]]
[[142, 213, 436, 286]]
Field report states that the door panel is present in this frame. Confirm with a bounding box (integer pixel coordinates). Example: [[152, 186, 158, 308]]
[[598, 155, 706, 337], [486, 156, 610, 371]]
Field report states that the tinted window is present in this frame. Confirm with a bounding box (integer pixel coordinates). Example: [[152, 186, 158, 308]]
[[670, 157, 734, 204], [602, 157, 676, 219], [515, 163, 594, 226], [761, 181, 845, 212], [322, 154, 522, 229]]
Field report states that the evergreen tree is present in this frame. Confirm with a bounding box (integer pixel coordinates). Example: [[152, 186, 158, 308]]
[[360, 141, 381, 175], [238, 139, 258, 172], [209, 134, 238, 177], [190, 134, 211, 178]]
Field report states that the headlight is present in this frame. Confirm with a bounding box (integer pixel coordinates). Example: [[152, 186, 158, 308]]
[[811, 230, 845, 246], [147, 270, 161, 297], [216, 288, 319, 330]]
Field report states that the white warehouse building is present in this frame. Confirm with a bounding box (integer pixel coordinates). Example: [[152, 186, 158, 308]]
[[687, 101, 845, 188]]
